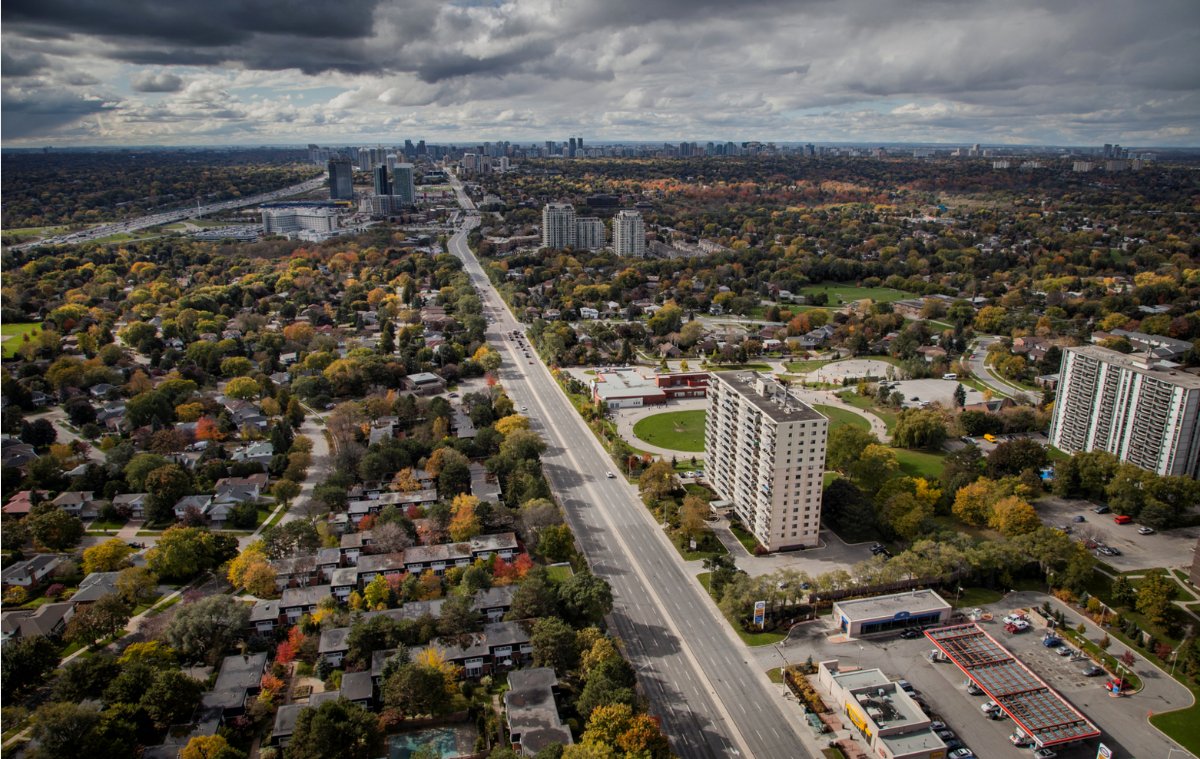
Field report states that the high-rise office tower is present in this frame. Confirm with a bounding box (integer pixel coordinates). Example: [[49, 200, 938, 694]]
[[392, 163, 415, 204], [358, 148, 372, 171], [568, 137, 577, 158], [1048, 346, 1200, 478], [327, 158, 354, 200], [574, 217, 605, 251], [541, 203, 576, 249], [705, 372, 828, 551], [386, 153, 399, 172], [373, 165, 390, 197], [612, 209, 646, 258]]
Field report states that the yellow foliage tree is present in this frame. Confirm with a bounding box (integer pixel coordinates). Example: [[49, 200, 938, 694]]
[[391, 467, 422, 492], [449, 495, 482, 541], [989, 495, 1041, 537], [82, 538, 134, 574], [494, 414, 531, 437], [175, 402, 205, 422], [952, 478, 995, 527]]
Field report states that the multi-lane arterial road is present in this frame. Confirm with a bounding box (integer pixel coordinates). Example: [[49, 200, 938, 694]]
[[447, 178, 815, 759]]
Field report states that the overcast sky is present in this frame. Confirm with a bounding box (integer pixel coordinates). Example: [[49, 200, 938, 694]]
[[3, 0, 1199, 147]]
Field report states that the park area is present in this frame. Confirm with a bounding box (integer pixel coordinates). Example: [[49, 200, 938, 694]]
[[632, 410, 706, 452], [1, 323, 42, 358], [800, 282, 913, 306]]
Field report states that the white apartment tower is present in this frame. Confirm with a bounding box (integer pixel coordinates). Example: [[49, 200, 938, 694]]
[[542, 203, 576, 249], [612, 209, 646, 257], [1048, 346, 1200, 478], [706, 373, 829, 551], [574, 217, 606, 251]]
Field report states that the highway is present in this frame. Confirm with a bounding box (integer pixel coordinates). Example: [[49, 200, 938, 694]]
[[447, 180, 815, 758], [10, 174, 328, 251]]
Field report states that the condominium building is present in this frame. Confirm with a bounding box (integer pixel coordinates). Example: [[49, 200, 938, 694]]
[[612, 209, 646, 257], [541, 203, 576, 249], [1048, 346, 1200, 478], [705, 372, 828, 551], [392, 163, 416, 205], [327, 158, 354, 200], [574, 217, 606, 251]]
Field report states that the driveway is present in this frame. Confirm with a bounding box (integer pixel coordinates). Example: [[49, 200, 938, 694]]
[[708, 519, 875, 578], [26, 408, 105, 463]]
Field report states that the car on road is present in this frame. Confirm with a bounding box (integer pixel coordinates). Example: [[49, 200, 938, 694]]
[[1138, 526, 1156, 535], [605, 472, 615, 479], [521, 406, 528, 412]]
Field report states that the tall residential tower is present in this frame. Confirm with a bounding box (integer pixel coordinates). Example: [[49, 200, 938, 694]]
[[705, 373, 828, 551], [612, 209, 646, 257], [327, 158, 354, 200], [542, 203, 577, 249], [1048, 346, 1200, 478]]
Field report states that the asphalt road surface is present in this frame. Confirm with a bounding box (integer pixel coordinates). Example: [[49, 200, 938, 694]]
[[448, 181, 813, 759], [967, 336, 1038, 403]]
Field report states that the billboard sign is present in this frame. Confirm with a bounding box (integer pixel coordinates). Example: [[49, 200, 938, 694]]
[[753, 601, 767, 628]]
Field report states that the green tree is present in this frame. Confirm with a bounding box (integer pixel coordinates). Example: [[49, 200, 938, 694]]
[[83, 538, 134, 574], [1, 634, 60, 699], [144, 463, 192, 524], [66, 594, 131, 648], [382, 663, 449, 718], [163, 594, 250, 663], [557, 570, 614, 626], [123, 452, 170, 490], [848, 444, 898, 494], [1111, 575, 1136, 608], [27, 506, 84, 550], [1136, 572, 1178, 628], [141, 669, 205, 730], [892, 408, 947, 450], [987, 439, 1048, 478], [224, 377, 261, 400], [286, 700, 384, 759], [638, 459, 677, 503], [826, 425, 879, 473], [147, 526, 238, 581], [531, 617, 581, 672], [115, 566, 159, 605]]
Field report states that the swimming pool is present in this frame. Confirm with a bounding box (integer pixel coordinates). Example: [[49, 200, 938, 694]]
[[388, 725, 477, 759]]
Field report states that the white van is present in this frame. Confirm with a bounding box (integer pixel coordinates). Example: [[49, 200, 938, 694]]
[[942, 373, 958, 380]]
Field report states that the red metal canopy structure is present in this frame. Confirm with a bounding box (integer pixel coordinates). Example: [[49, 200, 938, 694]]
[[926, 623, 1101, 748]]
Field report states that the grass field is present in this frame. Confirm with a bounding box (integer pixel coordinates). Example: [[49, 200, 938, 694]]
[[632, 410, 707, 452], [811, 404, 870, 432], [546, 564, 574, 582], [706, 363, 773, 372], [836, 391, 898, 433], [895, 448, 947, 479], [1, 224, 70, 243], [1, 323, 42, 358], [801, 283, 913, 305]]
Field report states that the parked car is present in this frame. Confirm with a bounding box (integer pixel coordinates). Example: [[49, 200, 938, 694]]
[[1056, 646, 1074, 657], [1114, 514, 1133, 524], [1033, 749, 1057, 759], [935, 729, 955, 740], [900, 628, 922, 639], [981, 700, 1000, 714], [1009, 732, 1033, 747], [1092, 505, 1110, 514], [945, 738, 964, 750], [1082, 664, 1104, 677], [1138, 526, 1156, 535], [964, 680, 983, 695], [1042, 635, 1063, 647], [898, 680, 914, 693], [1072, 515, 1086, 522], [949, 748, 975, 759]]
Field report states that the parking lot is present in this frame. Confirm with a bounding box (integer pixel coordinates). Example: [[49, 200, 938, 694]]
[[765, 590, 1192, 759], [1036, 496, 1200, 571], [887, 378, 986, 408]]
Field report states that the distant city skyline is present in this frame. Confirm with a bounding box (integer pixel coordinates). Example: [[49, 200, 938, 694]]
[[3, 0, 1199, 147]]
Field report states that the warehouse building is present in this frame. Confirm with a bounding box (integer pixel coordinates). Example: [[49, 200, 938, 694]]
[[832, 590, 952, 638]]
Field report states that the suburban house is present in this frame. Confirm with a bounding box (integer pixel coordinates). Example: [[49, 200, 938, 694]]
[[1, 554, 65, 588], [504, 668, 574, 756]]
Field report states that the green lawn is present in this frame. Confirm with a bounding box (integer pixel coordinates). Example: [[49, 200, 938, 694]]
[[895, 448, 946, 479], [706, 363, 773, 372], [632, 410, 707, 452], [545, 564, 574, 582], [811, 404, 870, 432], [836, 392, 898, 433], [1, 323, 42, 358], [1, 224, 70, 243], [728, 521, 761, 554], [800, 283, 914, 305], [954, 587, 1004, 608]]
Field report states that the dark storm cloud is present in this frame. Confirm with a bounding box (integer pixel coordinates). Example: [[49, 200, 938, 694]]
[[2, 50, 50, 77], [131, 71, 183, 92], [1, 87, 114, 139], [1, 0, 1198, 144]]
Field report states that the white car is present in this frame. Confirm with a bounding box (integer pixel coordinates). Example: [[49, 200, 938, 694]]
[[981, 700, 1000, 714], [605, 471, 615, 479], [1138, 526, 1156, 535]]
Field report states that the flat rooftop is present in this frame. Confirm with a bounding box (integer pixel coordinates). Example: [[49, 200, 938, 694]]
[[926, 624, 1100, 747], [1070, 345, 1200, 389], [715, 372, 825, 423], [835, 589, 951, 621], [592, 368, 662, 400]]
